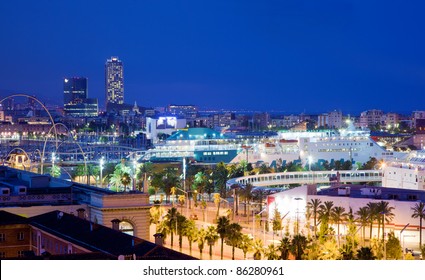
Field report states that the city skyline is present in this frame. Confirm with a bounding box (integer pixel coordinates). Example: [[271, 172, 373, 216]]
[[1, 1, 425, 114]]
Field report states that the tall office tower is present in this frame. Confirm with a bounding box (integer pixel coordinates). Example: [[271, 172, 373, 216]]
[[64, 77, 88, 104], [105, 56, 124, 107], [63, 77, 98, 117]]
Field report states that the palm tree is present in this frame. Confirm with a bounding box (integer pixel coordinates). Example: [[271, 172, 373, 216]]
[[357, 246, 376, 260], [195, 227, 207, 259], [182, 219, 197, 255], [331, 206, 347, 247], [194, 171, 207, 197], [178, 195, 186, 213], [205, 225, 219, 259], [176, 214, 187, 251], [150, 172, 165, 201], [216, 216, 230, 259], [226, 222, 243, 260], [213, 162, 229, 198], [238, 234, 254, 259], [165, 207, 178, 248], [121, 172, 131, 191], [136, 161, 153, 192], [366, 202, 379, 240], [318, 201, 334, 240], [290, 234, 307, 260], [307, 198, 322, 236], [109, 169, 123, 192], [252, 238, 264, 260], [411, 202, 425, 248], [355, 206, 370, 245], [213, 193, 221, 220], [162, 168, 180, 203], [239, 183, 254, 217], [264, 244, 279, 260], [149, 203, 164, 232], [278, 237, 291, 260], [377, 201, 395, 243]]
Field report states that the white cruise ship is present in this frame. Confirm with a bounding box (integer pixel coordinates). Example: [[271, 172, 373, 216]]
[[231, 123, 407, 167]]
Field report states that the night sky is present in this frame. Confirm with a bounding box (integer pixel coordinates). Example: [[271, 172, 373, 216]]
[[1, 0, 425, 114]]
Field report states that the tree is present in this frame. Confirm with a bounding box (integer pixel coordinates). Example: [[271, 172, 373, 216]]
[[176, 213, 188, 251], [48, 165, 61, 178], [307, 198, 322, 236], [318, 201, 334, 241], [239, 183, 254, 217], [385, 231, 402, 260], [149, 203, 164, 232], [213, 162, 228, 197], [359, 157, 378, 170], [136, 161, 153, 192], [238, 234, 254, 259], [205, 225, 219, 260], [178, 195, 186, 213], [264, 244, 279, 260], [331, 206, 347, 247], [162, 168, 180, 203], [182, 220, 197, 255], [150, 172, 165, 200], [356, 247, 376, 260], [194, 227, 207, 259], [290, 234, 307, 260], [121, 172, 131, 192], [213, 193, 221, 220], [377, 201, 395, 243], [272, 207, 282, 239], [164, 207, 178, 248], [366, 202, 379, 240], [278, 237, 291, 260], [355, 206, 370, 245], [225, 222, 242, 260], [216, 216, 230, 260], [252, 238, 264, 260], [411, 202, 425, 248]]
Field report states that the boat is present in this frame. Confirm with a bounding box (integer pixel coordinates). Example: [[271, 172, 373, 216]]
[[138, 128, 240, 164]]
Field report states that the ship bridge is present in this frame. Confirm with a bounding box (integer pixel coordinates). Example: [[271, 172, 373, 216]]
[[227, 170, 382, 188]]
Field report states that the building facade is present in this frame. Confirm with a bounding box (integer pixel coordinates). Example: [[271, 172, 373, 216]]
[[105, 57, 124, 107], [63, 77, 98, 117]]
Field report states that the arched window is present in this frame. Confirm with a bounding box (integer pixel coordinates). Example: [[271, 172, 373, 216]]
[[119, 221, 134, 236]]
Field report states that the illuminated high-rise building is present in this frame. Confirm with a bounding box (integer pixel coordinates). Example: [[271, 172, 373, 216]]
[[64, 77, 88, 104], [105, 56, 124, 107], [63, 77, 98, 117]]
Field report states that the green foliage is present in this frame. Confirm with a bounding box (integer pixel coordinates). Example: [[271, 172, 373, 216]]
[[356, 247, 376, 260], [385, 231, 402, 260]]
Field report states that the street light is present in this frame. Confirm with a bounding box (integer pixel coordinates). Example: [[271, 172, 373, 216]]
[[52, 152, 56, 170], [308, 156, 313, 171], [294, 197, 303, 235], [400, 223, 409, 260]]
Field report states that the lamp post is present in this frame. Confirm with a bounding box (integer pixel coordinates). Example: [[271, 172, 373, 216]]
[[381, 211, 386, 260], [99, 157, 104, 188], [294, 197, 303, 235], [400, 223, 409, 260], [51, 152, 56, 172], [308, 156, 313, 171]]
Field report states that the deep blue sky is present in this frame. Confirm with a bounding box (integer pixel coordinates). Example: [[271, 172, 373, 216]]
[[1, 0, 425, 114]]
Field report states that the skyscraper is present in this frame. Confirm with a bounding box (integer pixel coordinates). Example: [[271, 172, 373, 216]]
[[63, 77, 98, 117], [105, 56, 124, 107], [64, 77, 88, 104]]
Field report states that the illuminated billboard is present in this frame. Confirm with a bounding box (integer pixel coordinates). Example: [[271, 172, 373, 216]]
[[156, 117, 177, 129]]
